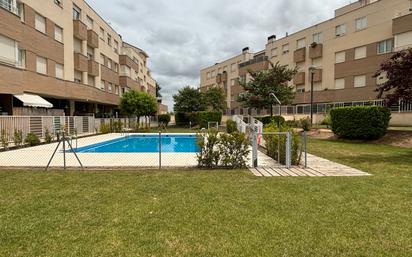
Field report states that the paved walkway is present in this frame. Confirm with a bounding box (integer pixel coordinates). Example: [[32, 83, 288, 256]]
[[250, 153, 370, 177]]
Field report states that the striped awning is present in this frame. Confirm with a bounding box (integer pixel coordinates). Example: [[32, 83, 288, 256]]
[[13, 93, 53, 108]]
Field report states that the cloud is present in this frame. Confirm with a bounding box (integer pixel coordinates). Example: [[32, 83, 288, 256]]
[[87, 0, 348, 111]]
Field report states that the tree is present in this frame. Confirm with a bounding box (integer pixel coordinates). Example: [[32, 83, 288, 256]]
[[156, 82, 162, 98], [238, 62, 297, 116], [173, 86, 206, 113], [204, 87, 226, 112], [120, 90, 157, 128], [374, 48, 412, 106]]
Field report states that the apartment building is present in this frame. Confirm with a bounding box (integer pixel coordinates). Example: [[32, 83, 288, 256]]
[[200, 0, 412, 115], [0, 0, 157, 116]]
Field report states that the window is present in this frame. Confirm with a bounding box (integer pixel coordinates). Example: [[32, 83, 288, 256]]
[[100, 80, 105, 90], [335, 51, 346, 63], [36, 56, 47, 74], [354, 46, 367, 59], [100, 54, 105, 65], [231, 79, 235, 86], [35, 13, 46, 33], [296, 85, 305, 93], [313, 32, 323, 44], [73, 4, 81, 20], [211, 70, 216, 77], [271, 48, 278, 57], [86, 16, 93, 30], [335, 24, 346, 37], [231, 63, 236, 72], [354, 75, 366, 87], [282, 44, 289, 54], [115, 85, 120, 95], [355, 17, 367, 31], [87, 75, 95, 86], [107, 59, 112, 69], [54, 25, 63, 42], [55, 63, 64, 79], [99, 27, 105, 40], [74, 70, 82, 83], [73, 37, 82, 53], [394, 31, 412, 50], [335, 78, 345, 89], [17, 48, 25, 68], [114, 63, 118, 72], [376, 71, 388, 85], [114, 40, 118, 53], [0, 34, 17, 65], [377, 39, 393, 54], [206, 72, 210, 79], [297, 38, 306, 49], [87, 46, 94, 60], [121, 65, 131, 76], [107, 34, 111, 46], [108, 83, 112, 92]]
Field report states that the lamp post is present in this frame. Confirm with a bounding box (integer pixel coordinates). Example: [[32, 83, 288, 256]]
[[308, 65, 317, 125]]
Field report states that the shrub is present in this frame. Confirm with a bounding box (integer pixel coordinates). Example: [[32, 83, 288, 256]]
[[285, 119, 299, 128], [197, 111, 222, 129], [100, 123, 111, 134], [158, 114, 171, 127], [175, 112, 199, 126], [226, 120, 238, 134], [13, 130, 23, 147], [45, 128, 53, 143], [330, 106, 391, 140], [25, 133, 40, 146], [111, 121, 123, 133], [197, 129, 220, 168], [299, 117, 312, 131], [320, 114, 332, 128], [1, 129, 9, 149], [218, 132, 250, 168], [263, 123, 301, 165], [256, 116, 285, 126], [197, 130, 250, 169]]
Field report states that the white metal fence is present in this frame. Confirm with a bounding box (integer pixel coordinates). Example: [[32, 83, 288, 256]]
[[0, 116, 156, 145]]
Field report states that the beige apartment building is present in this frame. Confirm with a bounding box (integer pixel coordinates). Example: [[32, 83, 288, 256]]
[[200, 0, 412, 115], [0, 0, 157, 116]]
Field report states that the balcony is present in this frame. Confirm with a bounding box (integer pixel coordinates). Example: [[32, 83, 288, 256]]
[[294, 48, 306, 63], [73, 20, 87, 41], [119, 76, 140, 91], [239, 55, 268, 68], [74, 53, 88, 72], [293, 72, 305, 85], [311, 69, 323, 82], [87, 30, 99, 48], [309, 43, 323, 59], [216, 72, 228, 83], [88, 59, 99, 77], [119, 55, 139, 71], [392, 12, 412, 35]]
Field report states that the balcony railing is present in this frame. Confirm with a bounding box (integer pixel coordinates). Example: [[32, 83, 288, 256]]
[[0, 0, 20, 16], [239, 55, 268, 68]]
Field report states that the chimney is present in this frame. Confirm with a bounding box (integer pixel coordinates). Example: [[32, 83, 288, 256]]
[[242, 47, 250, 54], [267, 35, 276, 44]]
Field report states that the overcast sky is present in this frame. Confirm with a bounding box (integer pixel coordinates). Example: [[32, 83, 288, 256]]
[[88, 0, 349, 110]]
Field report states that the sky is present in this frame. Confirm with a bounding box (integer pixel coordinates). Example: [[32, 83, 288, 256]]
[[87, 0, 350, 110]]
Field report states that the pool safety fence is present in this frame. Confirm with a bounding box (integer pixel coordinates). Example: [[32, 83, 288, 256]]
[[0, 132, 201, 169]]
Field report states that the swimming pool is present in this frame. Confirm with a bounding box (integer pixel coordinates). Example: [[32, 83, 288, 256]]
[[74, 134, 199, 153]]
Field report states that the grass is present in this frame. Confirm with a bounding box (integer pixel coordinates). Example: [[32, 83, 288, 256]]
[[0, 139, 411, 256]]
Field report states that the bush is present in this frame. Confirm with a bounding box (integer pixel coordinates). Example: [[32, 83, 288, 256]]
[[13, 130, 23, 147], [256, 116, 285, 126], [285, 119, 299, 128], [197, 111, 222, 129], [1, 129, 9, 149], [197, 130, 250, 169], [263, 123, 301, 165], [175, 112, 199, 126], [111, 121, 123, 133], [25, 133, 40, 146], [226, 120, 238, 134], [158, 114, 171, 127], [330, 106, 391, 140], [100, 123, 111, 134], [320, 114, 332, 128], [45, 128, 53, 143], [299, 117, 312, 131]]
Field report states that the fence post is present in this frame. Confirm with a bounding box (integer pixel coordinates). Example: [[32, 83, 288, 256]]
[[304, 131, 307, 168], [158, 131, 162, 170], [399, 100, 401, 113], [252, 131, 258, 168], [286, 132, 291, 168]]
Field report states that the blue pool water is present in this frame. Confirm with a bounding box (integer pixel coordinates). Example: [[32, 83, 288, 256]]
[[75, 135, 199, 153]]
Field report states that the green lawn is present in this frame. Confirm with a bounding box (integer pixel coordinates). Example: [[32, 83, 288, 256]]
[[0, 139, 411, 256]]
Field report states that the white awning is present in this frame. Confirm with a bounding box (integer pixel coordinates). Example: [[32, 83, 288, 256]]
[[13, 94, 53, 108]]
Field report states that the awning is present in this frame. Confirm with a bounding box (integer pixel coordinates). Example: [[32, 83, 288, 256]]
[[13, 93, 53, 108]]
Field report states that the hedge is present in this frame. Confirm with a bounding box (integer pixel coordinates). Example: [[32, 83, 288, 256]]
[[197, 111, 222, 128], [256, 116, 286, 126], [158, 114, 171, 126], [175, 112, 222, 128], [330, 106, 391, 140]]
